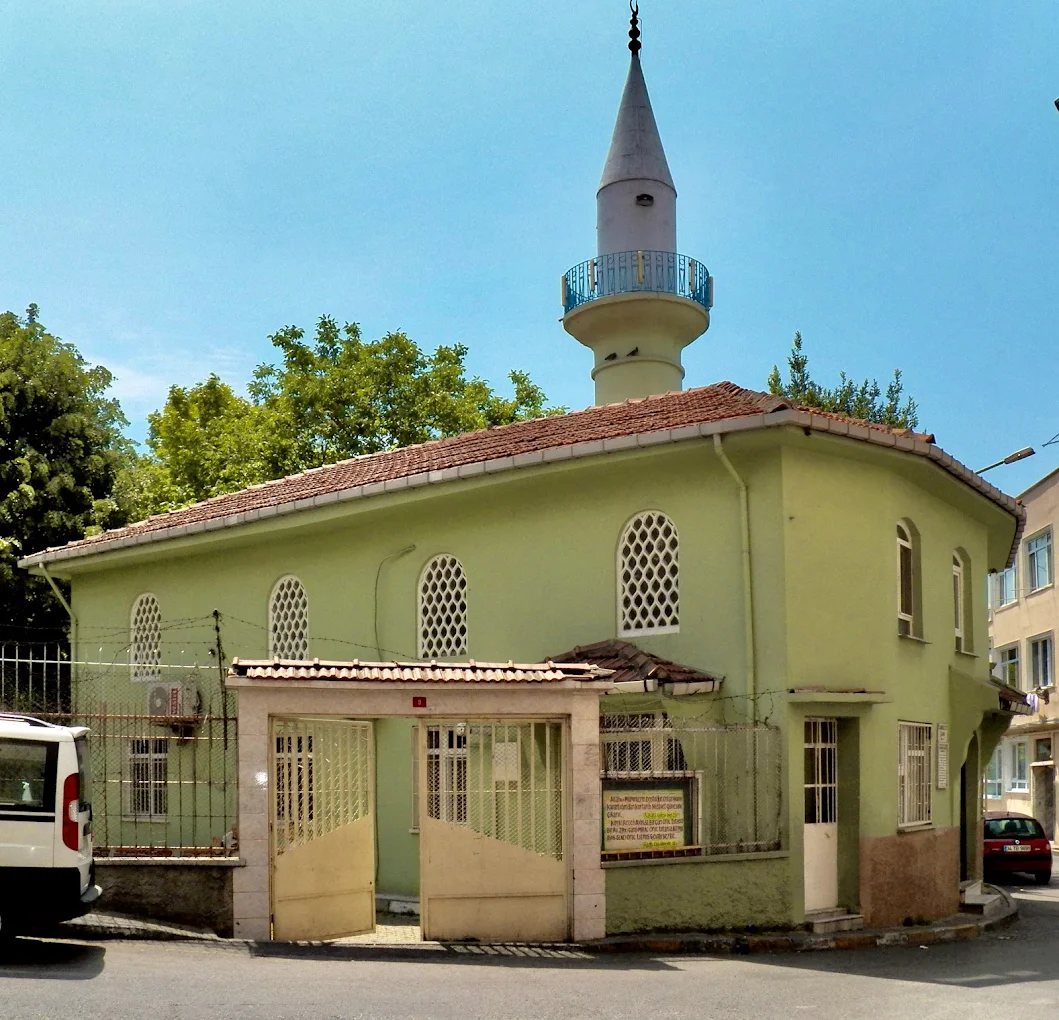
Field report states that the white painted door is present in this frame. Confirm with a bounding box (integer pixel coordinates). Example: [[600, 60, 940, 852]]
[[419, 721, 568, 942], [270, 718, 375, 941], [803, 717, 838, 912]]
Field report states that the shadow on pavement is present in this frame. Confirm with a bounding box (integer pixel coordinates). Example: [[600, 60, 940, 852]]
[[0, 937, 106, 980]]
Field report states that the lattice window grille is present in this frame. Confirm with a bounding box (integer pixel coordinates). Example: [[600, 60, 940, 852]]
[[418, 555, 468, 659], [130, 594, 162, 683], [619, 511, 680, 635], [269, 576, 309, 660]]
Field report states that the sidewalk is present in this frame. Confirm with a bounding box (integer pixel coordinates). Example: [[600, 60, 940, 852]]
[[55, 890, 1018, 957]]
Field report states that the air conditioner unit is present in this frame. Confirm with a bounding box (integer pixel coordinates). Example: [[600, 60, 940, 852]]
[[147, 681, 199, 720]]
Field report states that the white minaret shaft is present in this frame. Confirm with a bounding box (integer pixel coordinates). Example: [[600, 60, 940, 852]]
[[597, 52, 676, 257], [561, 7, 711, 406]]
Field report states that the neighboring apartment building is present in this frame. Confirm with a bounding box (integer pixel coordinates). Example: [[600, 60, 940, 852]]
[[988, 467, 1059, 838]]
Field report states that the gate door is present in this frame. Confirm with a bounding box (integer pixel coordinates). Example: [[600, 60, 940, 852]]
[[420, 721, 567, 942], [803, 717, 838, 912], [271, 718, 375, 940]]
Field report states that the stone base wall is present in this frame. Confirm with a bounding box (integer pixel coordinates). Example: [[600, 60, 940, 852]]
[[95, 859, 240, 937], [859, 827, 960, 928]]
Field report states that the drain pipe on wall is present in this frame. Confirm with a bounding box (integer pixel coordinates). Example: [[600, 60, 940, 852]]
[[712, 435, 757, 724], [374, 545, 417, 660], [39, 562, 79, 711]]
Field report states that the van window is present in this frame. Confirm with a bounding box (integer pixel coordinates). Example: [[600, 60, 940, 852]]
[[75, 736, 92, 809], [0, 739, 56, 812]]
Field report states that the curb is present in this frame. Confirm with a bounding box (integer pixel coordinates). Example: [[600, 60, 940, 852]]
[[54, 892, 1019, 958]]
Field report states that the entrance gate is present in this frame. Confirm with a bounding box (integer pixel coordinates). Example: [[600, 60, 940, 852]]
[[419, 721, 568, 942], [270, 718, 375, 940]]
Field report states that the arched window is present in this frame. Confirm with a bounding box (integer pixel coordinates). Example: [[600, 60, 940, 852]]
[[418, 555, 468, 659], [269, 575, 309, 660], [954, 548, 972, 653], [130, 593, 162, 683], [897, 520, 921, 638], [618, 511, 680, 635]]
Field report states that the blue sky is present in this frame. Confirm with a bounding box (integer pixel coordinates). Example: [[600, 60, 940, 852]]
[[1, 1, 1057, 494]]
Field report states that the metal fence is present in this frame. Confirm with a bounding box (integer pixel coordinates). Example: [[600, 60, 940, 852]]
[[600, 712, 782, 858], [0, 642, 71, 714], [561, 249, 713, 314], [38, 699, 239, 857]]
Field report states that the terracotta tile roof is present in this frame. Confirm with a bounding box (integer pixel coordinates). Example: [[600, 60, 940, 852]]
[[226, 657, 613, 685], [17, 379, 1020, 567], [547, 639, 722, 692]]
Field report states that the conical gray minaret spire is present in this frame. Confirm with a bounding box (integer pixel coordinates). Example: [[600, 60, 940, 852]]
[[596, 4, 676, 256]]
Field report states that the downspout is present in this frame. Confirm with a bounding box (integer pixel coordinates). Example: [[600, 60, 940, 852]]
[[39, 562, 79, 713], [712, 435, 756, 724]]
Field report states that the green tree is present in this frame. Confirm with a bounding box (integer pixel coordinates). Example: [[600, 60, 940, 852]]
[[0, 305, 132, 636], [767, 332, 919, 430], [136, 316, 561, 515]]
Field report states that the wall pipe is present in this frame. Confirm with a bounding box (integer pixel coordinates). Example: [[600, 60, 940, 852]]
[[712, 435, 757, 723]]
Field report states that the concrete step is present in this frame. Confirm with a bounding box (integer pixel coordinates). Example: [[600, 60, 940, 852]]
[[375, 894, 420, 917], [806, 909, 864, 934], [960, 884, 1006, 918]]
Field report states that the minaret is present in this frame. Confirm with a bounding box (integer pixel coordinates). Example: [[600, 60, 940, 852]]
[[562, 5, 712, 405]]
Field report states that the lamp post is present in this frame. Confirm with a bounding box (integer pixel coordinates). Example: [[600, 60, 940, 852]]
[[977, 446, 1035, 474]]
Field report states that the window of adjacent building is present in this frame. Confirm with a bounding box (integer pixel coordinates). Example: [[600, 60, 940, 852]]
[[898, 722, 932, 828], [993, 564, 1018, 608], [268, 575, 309, 660], [130, 593, 162, 683], [1035, 737, 1053, 763], [1027, 530, 1053, 593], [985, 747, 1002, 799], [418, 555, 468, 659], [896, 522, 920, 637], [126, 738, 167, 820], [1008, 740, 1028, 792], [1030, 634, 1054, 690], [619, 511, 680, 635], [998, 645, 1020, 690]]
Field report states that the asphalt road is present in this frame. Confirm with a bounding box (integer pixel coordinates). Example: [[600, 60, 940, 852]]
[[3, 881, 1058, 1020]]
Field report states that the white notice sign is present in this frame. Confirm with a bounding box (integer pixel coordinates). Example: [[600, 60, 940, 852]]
[[602, 787, 685, 851]]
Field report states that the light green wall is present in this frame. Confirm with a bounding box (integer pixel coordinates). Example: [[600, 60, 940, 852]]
[[51, 426, 1017, 928], [373, 719, 419, 896]]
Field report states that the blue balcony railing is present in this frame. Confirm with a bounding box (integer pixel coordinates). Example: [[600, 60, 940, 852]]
[[561, 250, 712, 316]]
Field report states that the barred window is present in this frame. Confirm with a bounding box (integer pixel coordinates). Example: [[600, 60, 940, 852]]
[[600, 714, 689, 776], [618, 511, 679, 635], [269, 575, 309, 660], [418, 555, 468, 659], [130, 593, 162, 683], [426, 725, 467, 823], [898, 722, 932, 828], [126, 738, 167, 820]]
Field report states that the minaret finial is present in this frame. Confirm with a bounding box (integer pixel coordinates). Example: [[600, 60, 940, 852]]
[[628, 2, 641, 56]]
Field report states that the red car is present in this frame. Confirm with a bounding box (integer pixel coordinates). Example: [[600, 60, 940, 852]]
[[984, 812, 1053, 884]]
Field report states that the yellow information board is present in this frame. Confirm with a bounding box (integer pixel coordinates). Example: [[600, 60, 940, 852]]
[[602, 787, 686, 851]]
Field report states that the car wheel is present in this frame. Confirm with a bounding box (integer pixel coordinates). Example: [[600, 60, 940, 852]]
[[1035, 871, 1052, 885]]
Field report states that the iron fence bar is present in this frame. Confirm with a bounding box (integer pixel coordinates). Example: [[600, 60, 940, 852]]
[[561, 250, 712, 314]]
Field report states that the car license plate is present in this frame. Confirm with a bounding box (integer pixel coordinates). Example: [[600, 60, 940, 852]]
[[1003, 845, 1032, 852]]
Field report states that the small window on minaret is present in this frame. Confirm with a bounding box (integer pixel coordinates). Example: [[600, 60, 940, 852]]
[[635, 193, 654, 206]]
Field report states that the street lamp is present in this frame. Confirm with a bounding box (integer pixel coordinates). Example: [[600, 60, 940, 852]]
[[977, 447, 1035, 474]]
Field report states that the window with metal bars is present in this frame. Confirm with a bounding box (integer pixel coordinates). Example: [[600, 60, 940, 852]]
[[426, 726, 467, 823], [274, 732, 314, 827], [600, 714, 689, 776], [126, 738, 168, 820], [130, 593, 162, 683], [804, 718, 837, 824], [897, 722, 932, 828]]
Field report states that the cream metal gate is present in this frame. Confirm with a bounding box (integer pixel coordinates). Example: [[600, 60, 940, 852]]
[[270, 718, 375, 940], [803, 717, 838, 912], [419, 721, 568, 942]]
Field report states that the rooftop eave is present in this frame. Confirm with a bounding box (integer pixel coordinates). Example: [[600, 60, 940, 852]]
[[19, 406, 1023, 572]]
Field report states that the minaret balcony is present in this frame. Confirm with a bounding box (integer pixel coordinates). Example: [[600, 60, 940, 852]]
[[561, 250, 713, 316]]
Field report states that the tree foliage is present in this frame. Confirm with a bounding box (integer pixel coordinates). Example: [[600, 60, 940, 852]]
[[767, 332, 919, 430], [0, 306, 132, 636], [136, 316, 560, 516]]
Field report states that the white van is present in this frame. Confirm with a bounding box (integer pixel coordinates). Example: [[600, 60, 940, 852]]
[[0, 713, 101, 938]]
